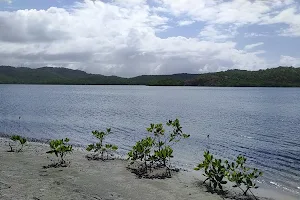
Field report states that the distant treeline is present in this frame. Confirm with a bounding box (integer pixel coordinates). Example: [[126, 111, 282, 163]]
[[0, 66, 299, 87]]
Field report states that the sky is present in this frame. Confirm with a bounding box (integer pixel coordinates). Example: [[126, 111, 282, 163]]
[[0, 0, 299, 77]]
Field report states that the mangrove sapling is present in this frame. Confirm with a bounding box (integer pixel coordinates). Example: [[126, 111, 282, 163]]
[[147, 119, 190, 168], [194, 151, 227, 191], [128, 119, 189, 178], [86, 128, 118, 160], [104, 144, 118, 160], [46, 138, 73, 167], [154, 145, 174, 176], [146, 123, 165, 166], [128, 137, 154, 173], [166, 119, 190, 144], [226, 155, 263, 197], [9, 135, 27, 152]]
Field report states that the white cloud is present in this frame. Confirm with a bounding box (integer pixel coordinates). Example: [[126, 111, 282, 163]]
[[156, 0, 292, 24], [0, 0, 294, 77], [280, 55, 300, 66], [0, 0, 12, 4], [244, 32, 269, 38], [244, 42, 264, 50], [214, 48, 269, 71], [151, 6, 169, 13], [263, 7, 300, 37], [251, 50, 266, 55], [0, 8, 71, 43], [177, 20, 195, 26], [199, 24, 238, 41], [157, 0, 300, 37], [111, 0, 147, 7]]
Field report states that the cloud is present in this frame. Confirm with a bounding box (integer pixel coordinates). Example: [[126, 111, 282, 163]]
[[244, 42, 264, 50], [263, 7, 300, 37], [0, 8, 70, 43], [199, 24, 238, 41], [244, 32, 269, 38], [0, 0, 296, 77], [157, 0, 300, 37], [156, 0, 291, 24], [251, 50, 266, 55], [0, 0, 12, 4], [280, 55, 300, 66], [177, 20, 195, 26]]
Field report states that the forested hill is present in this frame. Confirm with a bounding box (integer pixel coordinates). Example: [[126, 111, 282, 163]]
[[0, 66, 198, 85], [185, 67, 300, 87], [0, 66, 299, 87]]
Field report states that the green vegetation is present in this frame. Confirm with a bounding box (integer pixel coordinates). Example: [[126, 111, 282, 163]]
[[2, 65, 299, 86], [9, 135, 27, 152], [195, 151, 263, 198], [186, 67, 300, 87], [226, 155, 263, 196], [194, 151, 227, 190], [128, 137, 155, 172], [86, 128, 118, 160], [0, 66, 197, 85], [46, 138, 73, 166], [128, 119, 190, 178]]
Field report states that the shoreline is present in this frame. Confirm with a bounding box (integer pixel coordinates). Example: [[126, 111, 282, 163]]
[[1, 84, 300, 88], [0, 137, 298, 200]]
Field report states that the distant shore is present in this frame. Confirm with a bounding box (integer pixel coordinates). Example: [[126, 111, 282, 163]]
[[0, 137, 298, 200], [1, 66, 300, 87]]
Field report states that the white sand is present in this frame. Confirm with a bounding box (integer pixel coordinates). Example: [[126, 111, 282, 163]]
[[0, 138, 297, 200]]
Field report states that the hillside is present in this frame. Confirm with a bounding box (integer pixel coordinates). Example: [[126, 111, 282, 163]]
[[0, 66, 198, 86], [0, 66, 300, 87], [0, 66, 127, 85], [185, 67, 300, 87]]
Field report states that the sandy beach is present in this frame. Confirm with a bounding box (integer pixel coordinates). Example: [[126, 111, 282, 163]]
[[0, 137, 297, 200]]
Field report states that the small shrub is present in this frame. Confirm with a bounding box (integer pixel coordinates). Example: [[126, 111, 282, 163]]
[[128, 119, 190, 178], [128, 137, 154, 171], [194, 151, 227, 191], [46, 138, 73, 166], [195, 152, 263, 198], [226, 155, 263, 196], [147, 119, 190, 168], [9, 135, 27, 152], [86, 128, 118, 160]]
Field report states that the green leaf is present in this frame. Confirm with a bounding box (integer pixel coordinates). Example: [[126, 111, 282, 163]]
[[86, 144, 95, 151], [47, 138, 73, 162], [112, 145, 118, 151]]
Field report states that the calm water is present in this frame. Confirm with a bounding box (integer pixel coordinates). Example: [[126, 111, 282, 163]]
[[0, 85, 299, 197]]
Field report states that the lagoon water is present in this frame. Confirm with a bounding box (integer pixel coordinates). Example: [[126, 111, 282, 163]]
[[0, 85, 299, 197]]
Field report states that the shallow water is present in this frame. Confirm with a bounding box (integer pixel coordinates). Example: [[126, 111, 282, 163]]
[[0, 85, 299, 197]]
